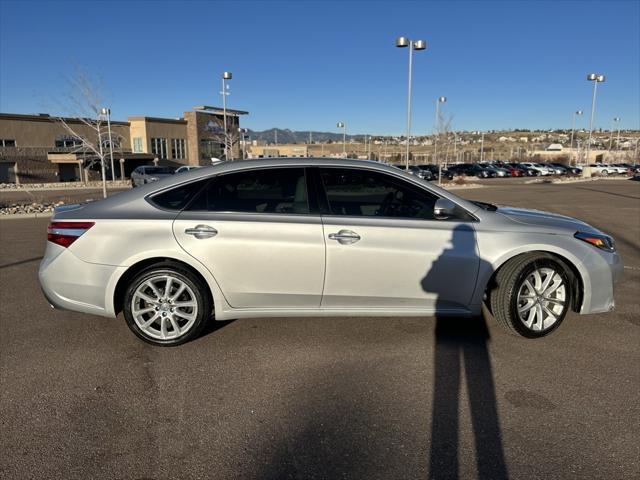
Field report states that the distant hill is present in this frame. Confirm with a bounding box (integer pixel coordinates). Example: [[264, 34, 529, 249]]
[[246, 128, 368, 144]]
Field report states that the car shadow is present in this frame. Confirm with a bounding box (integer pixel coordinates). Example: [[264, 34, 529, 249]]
[[421, 224, 508, 479], [199, 316, 235, 338]]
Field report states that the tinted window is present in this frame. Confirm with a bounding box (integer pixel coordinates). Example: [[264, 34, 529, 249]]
[[150, 179, 209, 211], [319, 168, 439, 219], [188, 168, 309, 214], [145, 167, 173, 174]]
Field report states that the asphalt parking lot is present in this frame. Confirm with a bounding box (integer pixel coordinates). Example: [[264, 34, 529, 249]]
[[1, 180, 638, 479]]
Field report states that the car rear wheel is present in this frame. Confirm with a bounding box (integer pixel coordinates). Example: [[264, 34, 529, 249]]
[[489, 254, 571, 338], [123, 264, 212, 346]]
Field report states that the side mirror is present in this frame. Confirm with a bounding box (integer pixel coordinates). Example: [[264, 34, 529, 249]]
[[434, 198, 457, 220]]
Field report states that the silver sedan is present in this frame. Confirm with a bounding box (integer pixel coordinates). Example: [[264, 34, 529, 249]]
[[39, 158, 623, 346]]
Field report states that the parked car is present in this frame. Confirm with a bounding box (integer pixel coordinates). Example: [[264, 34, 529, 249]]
[[588, 164, 624, 175], [408, 165, 434, 181], [520, 162, 553, 176], [417, 164, 454, 181], [612, 163, 635, 174], [545, 163, 568, 175], [448, 163, 496, 178], [131, 166, 175, 187], [483, 165, 509, 177], [504, 164, 526, 177], [600, 164, 628, 175], [39, 158, 622, 345], [175, 165, 202, 174]]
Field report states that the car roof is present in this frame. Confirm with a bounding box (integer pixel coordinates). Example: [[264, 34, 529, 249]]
[[74, 157, 482, 219]]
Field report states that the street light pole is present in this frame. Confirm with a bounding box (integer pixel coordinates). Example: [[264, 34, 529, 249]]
[[608, 117, 620, 152], [396, 36, 426, 170], [433, 96, 446, 185], [238, 127, 248, 159], [570, 109, 583, 166], [100, 108, 115, 181], [337, 122, 346, 157], [97, 115, 106, 199], [616, 118, 621, 152], [480, 131, 485, 163], [221, 71, 232, 160], [586, 73, 605, 166]]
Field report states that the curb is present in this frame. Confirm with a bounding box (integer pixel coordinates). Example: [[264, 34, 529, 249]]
[[0, 212, 53, 220], [443, 184, 484, 190], [0, 186, 130, 193], [525, 176, 636, 185]]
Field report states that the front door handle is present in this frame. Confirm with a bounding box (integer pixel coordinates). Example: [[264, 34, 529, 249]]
[[328, 229, 361, 245], [185, 224, 218, 239]]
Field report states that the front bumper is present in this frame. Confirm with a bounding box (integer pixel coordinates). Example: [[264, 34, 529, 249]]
[[579, 248, 623, 315]]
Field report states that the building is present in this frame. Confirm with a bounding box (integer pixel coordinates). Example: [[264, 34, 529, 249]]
[[545, 143, 564, 151], [0, 106, 248, 183], [247, 144, 308, 158]]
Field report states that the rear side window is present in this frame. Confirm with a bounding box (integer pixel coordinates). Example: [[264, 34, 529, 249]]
[[187, 167, 309, 214], [149, 179, 209, 211]]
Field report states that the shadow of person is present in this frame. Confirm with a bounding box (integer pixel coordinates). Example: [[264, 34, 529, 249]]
[[421, 224, 508, 480]]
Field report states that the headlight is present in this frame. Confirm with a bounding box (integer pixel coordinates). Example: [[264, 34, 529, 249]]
[[574, 231, 616, 252]]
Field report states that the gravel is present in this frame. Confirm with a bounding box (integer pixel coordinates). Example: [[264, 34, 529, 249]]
[[0, 201, 64, 215]]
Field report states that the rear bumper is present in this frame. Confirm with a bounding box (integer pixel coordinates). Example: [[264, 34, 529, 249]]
[[38, 242, 121, 318]]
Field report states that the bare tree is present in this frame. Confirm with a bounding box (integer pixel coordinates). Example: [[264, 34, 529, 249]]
[[53, 69, 121, 197], [434, 110, 454, 184]]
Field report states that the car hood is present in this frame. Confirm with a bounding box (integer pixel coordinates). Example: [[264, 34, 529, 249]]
[[496, 206, 602, 235]]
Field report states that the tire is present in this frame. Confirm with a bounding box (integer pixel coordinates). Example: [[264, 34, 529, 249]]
[[601, 170, 609, 176], [123, 263, 212, 346], [489, 253, 572, 338]]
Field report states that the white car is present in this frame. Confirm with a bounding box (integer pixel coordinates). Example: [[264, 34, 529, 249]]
[[589, 164, 625, 175], [520, 163, 553, 176], [39, 158, 622, 346], [175, 165, 202, 174]]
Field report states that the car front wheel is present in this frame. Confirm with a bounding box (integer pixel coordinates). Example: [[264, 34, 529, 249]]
[[489, 254, 571, 338], [123, 264, 212, 346]]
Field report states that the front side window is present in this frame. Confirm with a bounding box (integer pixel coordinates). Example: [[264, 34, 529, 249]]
[[319, 168, 440, 220], [188, 168, 309, 215]]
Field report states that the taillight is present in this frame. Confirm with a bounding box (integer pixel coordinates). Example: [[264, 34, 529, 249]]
[[47, 221, 95, 248]]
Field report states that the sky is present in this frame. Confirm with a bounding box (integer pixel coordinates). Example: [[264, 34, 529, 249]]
[[1, 0, 639, 135]]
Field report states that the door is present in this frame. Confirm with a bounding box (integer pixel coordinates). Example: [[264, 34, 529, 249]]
[[316, 167, 479, 311], [173, 167, 325, 309]]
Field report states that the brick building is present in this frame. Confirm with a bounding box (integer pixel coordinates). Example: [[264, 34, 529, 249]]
[[0, 106, 248, 183]]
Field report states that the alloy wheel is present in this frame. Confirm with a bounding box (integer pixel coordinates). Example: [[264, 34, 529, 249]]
[[516, 267, 566, 332], [131, 275, 198, 340]]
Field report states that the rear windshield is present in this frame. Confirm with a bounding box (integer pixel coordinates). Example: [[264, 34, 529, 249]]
[[145, 167, 173, 174]]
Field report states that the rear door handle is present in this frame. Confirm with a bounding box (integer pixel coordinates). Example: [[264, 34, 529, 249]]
[[185, 224, 218, 239], [328, 229, 361, 245]]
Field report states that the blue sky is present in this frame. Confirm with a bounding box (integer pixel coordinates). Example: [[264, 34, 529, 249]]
[[1, 0, 638, 135]]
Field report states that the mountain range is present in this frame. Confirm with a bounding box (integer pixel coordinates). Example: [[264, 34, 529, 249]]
[[245, 128, 370, 144]]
